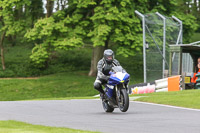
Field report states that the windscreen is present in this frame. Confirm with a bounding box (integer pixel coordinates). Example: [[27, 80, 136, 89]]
[[111, 66, 123, 72]]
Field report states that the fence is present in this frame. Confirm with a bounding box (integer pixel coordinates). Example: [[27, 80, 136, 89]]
[[135, 11, 192, 83]]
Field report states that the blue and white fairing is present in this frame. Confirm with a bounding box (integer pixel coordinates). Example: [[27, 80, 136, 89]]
[[106, 66, 130, 98], [108, 72, 130, 86]]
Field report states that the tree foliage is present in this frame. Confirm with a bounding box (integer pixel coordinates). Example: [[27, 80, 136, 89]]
[[172, 12, 198, 43], [0, 0, 31, 36], [88, 0, 143, 57], [25, 10, 87, 68], [0, 0, 31, 70], [25, 0, 144, 67], [24, 0, 199, 69]]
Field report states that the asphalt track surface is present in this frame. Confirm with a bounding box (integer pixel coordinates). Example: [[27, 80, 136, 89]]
[[0, 99, 200, 133]]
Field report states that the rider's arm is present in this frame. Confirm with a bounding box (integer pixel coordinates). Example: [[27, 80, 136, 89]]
[[114, 59, 127, 73], [113, 59, 121, 66], [97, 59, 109, 80]]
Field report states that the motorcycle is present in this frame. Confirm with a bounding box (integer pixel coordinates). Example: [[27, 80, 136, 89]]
[[102, 66, 130, 112]]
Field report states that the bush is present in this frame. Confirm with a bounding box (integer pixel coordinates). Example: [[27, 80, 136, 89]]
[[0, 43, 143, 79], [0, 45, 92, 77]]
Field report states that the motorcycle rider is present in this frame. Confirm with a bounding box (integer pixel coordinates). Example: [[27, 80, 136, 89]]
[[93, 49, 129, 99], [191, 57, 200, 88]]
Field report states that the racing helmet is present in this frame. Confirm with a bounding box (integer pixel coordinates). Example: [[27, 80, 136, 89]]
[[103, 49, 114, 64]]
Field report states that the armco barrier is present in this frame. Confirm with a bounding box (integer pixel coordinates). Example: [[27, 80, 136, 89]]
[[131, 84, 155, 94], [155, 88, 168, 92], [131, 75, 182, 95], [155, 78, 168, 89]]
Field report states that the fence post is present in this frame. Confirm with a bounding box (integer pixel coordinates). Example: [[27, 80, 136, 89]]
[[156, 12, 166, 79], [135, 10, 146, 83]]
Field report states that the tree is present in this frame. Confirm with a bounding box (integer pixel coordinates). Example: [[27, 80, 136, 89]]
[[25, 10, 86, 68], [87, 0, 144, 76], [144, 0, 198, 44], [46, 0, 55, 18], [0, 0, 30, 70], [25, 0, 199, 75], [27, 0, 44, 27], [25, 0, 144, 73], [171, 0, 199, 42]]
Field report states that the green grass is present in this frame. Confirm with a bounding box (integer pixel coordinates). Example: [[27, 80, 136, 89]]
[[132, 89, 200, 109], [0, 71, 98, 101], [0, 68, 141, 101], [191, 32, 200, 42], [0, 120, 100, 133], [1, 69, 200, 110]]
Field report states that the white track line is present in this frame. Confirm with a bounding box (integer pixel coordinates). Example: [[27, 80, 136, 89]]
[[131, 101, 200, 112], [92, 98, 200, 112]]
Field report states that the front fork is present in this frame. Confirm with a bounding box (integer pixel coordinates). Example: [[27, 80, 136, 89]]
[[116, 83, 129, 103], [116, 85, 121, 102]]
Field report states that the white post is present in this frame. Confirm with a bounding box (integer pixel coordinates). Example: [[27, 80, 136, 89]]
[[190, 41, 200, 45], [135, 10, 146, 83], [172, 16, 183, 45], [172, 16, 183, 63], [156, 12, 166, 79]]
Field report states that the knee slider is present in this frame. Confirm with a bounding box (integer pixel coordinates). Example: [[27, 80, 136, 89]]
[[94, 82, 101, 90]]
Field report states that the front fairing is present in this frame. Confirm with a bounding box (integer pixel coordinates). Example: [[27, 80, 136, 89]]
[[108, 72, 130, 86]]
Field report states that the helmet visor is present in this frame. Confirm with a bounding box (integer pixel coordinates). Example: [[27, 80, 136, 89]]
[[107, 56, 113, 60]]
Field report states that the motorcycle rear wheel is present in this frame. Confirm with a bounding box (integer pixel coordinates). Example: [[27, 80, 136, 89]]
[[102, 100, 114, 112], [118, 89, 129, 112]]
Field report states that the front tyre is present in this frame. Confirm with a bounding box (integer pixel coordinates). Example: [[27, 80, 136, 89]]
[[102, 100, 114, 112], [118, 89, 129, 112]]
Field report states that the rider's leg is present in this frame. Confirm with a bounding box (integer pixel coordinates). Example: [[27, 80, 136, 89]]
[[94, 79, 105, 94], [94, 79, 107, 100]]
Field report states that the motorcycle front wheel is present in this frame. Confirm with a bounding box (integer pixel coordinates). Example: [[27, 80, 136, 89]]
[[118, 89, 129, 112]]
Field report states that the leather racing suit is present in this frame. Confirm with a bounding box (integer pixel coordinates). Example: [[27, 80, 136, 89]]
[[93, 58, 125, 94]]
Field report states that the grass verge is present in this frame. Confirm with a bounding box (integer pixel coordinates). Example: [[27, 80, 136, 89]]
[[132, 89, 200, 109], [0, 71, 98, 101], [0, 120, 100, 133], [0, 70, 141, 101]]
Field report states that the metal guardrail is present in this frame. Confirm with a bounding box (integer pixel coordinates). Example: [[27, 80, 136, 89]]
[[189, 41, 200, 45]]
